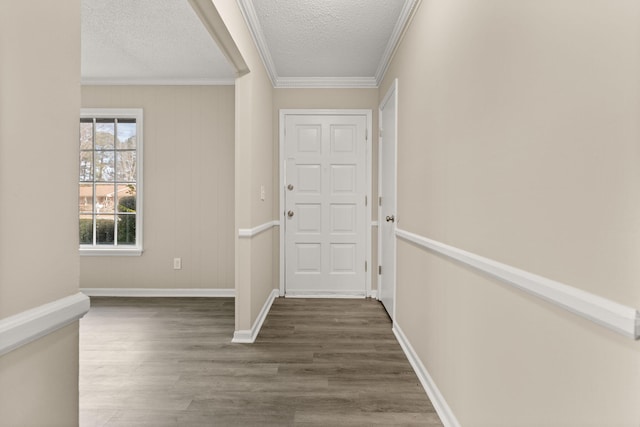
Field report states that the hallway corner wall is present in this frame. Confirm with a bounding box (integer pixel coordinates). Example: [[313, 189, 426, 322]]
[[381, 1, 640, 425], [0, 0, 82, 424]]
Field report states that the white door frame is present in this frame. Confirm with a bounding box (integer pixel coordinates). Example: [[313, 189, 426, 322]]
[[378, 79, 398, 319], [279, 109, 373, 297]]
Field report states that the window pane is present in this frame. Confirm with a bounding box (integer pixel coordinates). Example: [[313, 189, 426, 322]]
[[79, 151, 93, 181], [116, 151, 136, 182], [118, 214, 136, 245], [79, 214, 93, 244], [95, 150, 114, 181], [80, 120, 93, 150], [96, 215, 115, 244], [95, 119, 115, 149], [117, 120, 136, 148], [117, 184, 136, 213], [95, 183, 116, 213], [79, 184, 93, 213]]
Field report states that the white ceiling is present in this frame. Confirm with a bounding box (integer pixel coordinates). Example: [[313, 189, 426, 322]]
[[81, 0, 418, 88], [81, 0, 235, 84]]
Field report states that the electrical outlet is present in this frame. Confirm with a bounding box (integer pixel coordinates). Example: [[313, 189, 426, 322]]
[[260, 185, 265, 201], [173, 258, 182, 270]]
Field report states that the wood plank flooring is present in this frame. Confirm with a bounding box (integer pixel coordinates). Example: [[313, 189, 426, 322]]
[[80, 297, 443, 426]]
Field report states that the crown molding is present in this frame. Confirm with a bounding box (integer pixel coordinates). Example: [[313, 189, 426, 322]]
[[81, 78, 235, 86], [237, 0, 278, 86], [374, 0, 421, 85], [238, 0, 419, 89], [275, 76, 378, 89]]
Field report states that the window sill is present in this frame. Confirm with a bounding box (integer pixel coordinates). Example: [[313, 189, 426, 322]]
[[80, 247, 143, 257]]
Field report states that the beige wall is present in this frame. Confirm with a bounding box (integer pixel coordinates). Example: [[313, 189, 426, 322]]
[[80, 85, 235, 290], [0, 0, 81, 425], [272, 88, 380, 291], [212, 0, 277, 331], [381, 1, 640, 425], [0, 325, 80, 426]]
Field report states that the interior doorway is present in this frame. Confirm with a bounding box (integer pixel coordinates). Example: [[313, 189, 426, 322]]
[[378, 80, 398, 319]]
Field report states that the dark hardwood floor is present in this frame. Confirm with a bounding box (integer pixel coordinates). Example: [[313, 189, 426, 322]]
[[80, 297, 443, 426]]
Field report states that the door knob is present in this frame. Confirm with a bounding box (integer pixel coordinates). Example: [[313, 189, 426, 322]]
[[287, 210, 294, 218], [287, 184, 294, 191], [385, 215, 395, 223]]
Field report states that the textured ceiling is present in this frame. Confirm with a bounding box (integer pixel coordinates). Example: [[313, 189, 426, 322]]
[[81, 0, 235, 84], [251, 0, 406, 79], [81, 0, 417, 87]]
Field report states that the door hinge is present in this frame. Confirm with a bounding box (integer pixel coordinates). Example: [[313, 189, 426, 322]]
[[378, 265, 382, 275], [379, 129, 383, 138], [378, 196, 382, 206], [365, 195, 368, 206], [365, 128, 368, 141], [365, 261, 368, 272]]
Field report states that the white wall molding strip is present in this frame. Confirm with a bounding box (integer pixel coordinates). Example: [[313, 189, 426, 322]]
[[374, 0, 422, 85], [275, 76, 378, 89], [369, 289, 378, 299], [396, 228, 640, 339], [393, 324, 461, 427], [80, 288, 235, 297], [237, 0, 278, 86], [232, 289, 279, 343], [81, 78, 235, 86], [238, 220, 279, 238], [0, 292, 90, 357]]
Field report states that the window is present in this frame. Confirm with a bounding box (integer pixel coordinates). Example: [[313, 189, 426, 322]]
[[79, 109, 143, 256]]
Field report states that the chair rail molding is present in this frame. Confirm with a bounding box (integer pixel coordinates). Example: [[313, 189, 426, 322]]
[[238, 220, 279, 238], [396, 228, 640, 340], [0, 292, 90, 356]]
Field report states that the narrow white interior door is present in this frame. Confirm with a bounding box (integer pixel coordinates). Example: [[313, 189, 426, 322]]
[[379, 81, 398, 319], [284, 114, 367, 297]]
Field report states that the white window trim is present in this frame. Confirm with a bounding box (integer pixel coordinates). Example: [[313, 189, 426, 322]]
[[79, 108, 143, 257]]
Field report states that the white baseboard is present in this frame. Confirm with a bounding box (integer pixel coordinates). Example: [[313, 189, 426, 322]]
[[80, 288, 235, 297], [232, 289, 279, 343], [393, 323, 461, 427], [0, 292, 90, 357], [284, 291, 367, 299], [369, 289, 378, 299]]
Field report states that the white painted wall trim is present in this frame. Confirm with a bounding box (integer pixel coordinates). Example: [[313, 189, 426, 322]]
[[369, 289, 378, 299], [275, 77, 378, 89], [237, 0, 278, 86], [374, 0, 422, 85], [0, 292, 90, 357], [396, 228, 640, 339], [232, 289, 279, 343], [81, 79, 235, 86], [285, 291, 367, 299], [238, 220, 279, 238], [80, 288, 235, 297], [393, 323, 462, 427]]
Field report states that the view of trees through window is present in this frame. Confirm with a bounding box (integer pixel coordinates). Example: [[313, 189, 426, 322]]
[[79, 117, 137, 246]]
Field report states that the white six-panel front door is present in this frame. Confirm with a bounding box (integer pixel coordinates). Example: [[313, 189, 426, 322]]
[[284, 114, 367, 296]]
